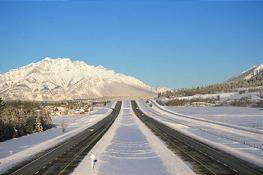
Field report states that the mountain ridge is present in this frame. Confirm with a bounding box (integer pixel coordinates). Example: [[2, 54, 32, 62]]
[[229, 64, 263, 81], [0, 57, 156, 101]]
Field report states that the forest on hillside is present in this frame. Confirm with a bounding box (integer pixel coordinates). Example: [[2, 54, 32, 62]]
[[160, 75, 263, 98]]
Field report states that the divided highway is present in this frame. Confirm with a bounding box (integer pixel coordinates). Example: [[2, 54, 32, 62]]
[[131, 100, 263, 175], [4, 101, 122, 175], [4, 100, 263, 175]]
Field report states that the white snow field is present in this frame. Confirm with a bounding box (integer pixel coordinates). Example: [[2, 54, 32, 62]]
[[72, 101, 195, 175], [0, 104, 114, 173], [163, 105, 263, 130], [137, 100, 263, 167]]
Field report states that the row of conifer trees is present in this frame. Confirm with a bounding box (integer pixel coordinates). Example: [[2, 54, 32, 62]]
[[0, 98, 53, 142]]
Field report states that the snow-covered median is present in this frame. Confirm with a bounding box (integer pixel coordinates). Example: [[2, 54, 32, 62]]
[[0, 105, 114, 173]]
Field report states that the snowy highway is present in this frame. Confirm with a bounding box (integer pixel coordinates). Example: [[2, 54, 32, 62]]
[[73, 101, 194, 175], [2, 100, 263, 175], [136, 100, 263, 173], [0, 104, 115, 174], [1, 102, 121, 175]]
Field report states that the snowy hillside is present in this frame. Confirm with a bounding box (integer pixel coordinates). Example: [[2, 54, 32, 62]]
[[230, 64, 263, 81], [0, 57, 156, 101]]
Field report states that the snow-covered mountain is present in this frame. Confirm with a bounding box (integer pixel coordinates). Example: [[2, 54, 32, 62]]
[[0, 57, 156, 101], [229, 64, 263, 81]]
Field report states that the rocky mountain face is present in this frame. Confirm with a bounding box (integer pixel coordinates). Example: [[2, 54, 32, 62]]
[[229, 64, 263, 81], [0, 58, 156, 101]]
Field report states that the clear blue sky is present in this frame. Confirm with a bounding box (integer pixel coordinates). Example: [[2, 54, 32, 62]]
[[0, 0, 262, 88]]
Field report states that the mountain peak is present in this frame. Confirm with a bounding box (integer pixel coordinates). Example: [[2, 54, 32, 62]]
[[0, 57, 156, 101], [38, 57, 84, 66], [229, 63, 263, 81], [241, 65, 257, 74]]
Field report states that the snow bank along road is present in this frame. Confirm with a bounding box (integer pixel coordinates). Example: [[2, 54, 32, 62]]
[[148, 100, 263, 167], [0, 105, 113, 161], [135, 100, 263, 175], [2, 102, 122, 175]]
